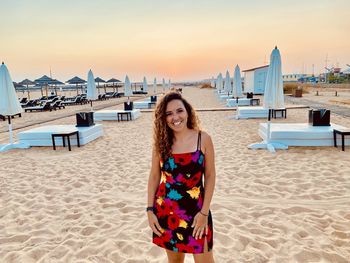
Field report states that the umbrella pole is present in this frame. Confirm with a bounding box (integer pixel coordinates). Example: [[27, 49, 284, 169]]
[[90, 100, 93, 112], [266, 109, 272, 143], [8, 116, 13, 145], [27, 85, 30, 99]]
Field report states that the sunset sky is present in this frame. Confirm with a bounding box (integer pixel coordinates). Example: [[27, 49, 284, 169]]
[[1, 0, 349, 82]]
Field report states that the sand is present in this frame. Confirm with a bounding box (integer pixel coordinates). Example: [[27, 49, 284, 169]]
[[0, 87, 350, 263]]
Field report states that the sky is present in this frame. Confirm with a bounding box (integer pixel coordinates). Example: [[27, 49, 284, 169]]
[[1, 0, 349, 82]]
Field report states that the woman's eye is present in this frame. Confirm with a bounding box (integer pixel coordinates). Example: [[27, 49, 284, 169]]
[[177, 109, 184, 113], [166, 112, 172, 116]]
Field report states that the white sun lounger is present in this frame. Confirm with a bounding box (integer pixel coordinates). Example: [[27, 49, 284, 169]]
[[236, 106, 286, 119], [226, 98, 253, 107], [257, 123, 350, 147], [94, 109, 141, 121], [218, 94, 233, 101], [236, 106, 269, 119], [134, 100, 156, 109], [17, 124, 103, 147]]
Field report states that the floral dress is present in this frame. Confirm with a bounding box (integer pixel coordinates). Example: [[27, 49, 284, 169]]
[[153, 132, 213, 254]]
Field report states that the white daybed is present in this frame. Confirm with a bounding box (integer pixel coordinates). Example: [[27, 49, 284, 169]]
[[255, 123, 350, 147], [17, 124, 103, 147], [94, 109, 141, 121]]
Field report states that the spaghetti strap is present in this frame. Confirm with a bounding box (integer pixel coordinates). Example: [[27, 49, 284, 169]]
[[197, 131, 201, 151]]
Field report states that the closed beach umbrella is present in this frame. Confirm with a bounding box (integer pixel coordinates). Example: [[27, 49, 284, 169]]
[[124, 75, 132, 97], [217, 73, 223, 91], [168, 79, 171, 90], [264, 46, 285, 151], [249, 46, 287, 152], [153, 78, 157, 94], [0, 63, 27, 152], [224, 70, 232, 94], [263, 47, 285, 110], [162, 78, 166, 91], [233, 65, 243, 98], [143, 77, 148, 93], [87, 70, 98, 109], [210, 77, 215, 88]]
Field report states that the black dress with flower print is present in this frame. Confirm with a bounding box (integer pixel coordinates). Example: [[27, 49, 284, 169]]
[[153, 132, 213, 254]]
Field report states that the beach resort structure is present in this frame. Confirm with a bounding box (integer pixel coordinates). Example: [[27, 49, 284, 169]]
[[243, 65, 269, 94], [282, 73, 308, 82]]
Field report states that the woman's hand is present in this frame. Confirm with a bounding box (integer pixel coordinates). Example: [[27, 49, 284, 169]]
[[191, 212, 208, 240], [147, 211, 163, 237]]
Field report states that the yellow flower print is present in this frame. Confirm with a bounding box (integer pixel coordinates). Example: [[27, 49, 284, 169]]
[[187, 186, 201, 199], [176, 233, 184, 241], [179, 219, 188, 229], [156, 197, 164, 206]]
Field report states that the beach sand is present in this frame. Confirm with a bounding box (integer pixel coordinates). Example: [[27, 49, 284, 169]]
[[1, 87, 350, 262]]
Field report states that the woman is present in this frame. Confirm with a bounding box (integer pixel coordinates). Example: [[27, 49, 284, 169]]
[[147, 91, 216, 263]]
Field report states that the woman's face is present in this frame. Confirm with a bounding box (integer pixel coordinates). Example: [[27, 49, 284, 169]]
[[165, 99, 188, 132]]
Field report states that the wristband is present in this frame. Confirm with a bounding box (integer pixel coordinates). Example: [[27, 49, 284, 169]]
[[146, 207, 154, 212], [199, 211, 208, 217]]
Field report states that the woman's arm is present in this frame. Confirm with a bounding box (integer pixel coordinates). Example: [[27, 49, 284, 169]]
[[201, 132, 216, 215], [147, 147, 161, 207], [192, 131, 216, 239], [147, 147, 163, 236]]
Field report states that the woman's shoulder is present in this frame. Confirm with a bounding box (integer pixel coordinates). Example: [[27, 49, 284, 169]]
[[199, 130, 213, 147], [199, 130, 211, 139]]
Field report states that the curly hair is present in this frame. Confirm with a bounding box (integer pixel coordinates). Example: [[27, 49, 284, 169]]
[[153, 91, 200, 161]]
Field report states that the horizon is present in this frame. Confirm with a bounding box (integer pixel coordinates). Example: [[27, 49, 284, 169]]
[[1, 0, 349, 82]]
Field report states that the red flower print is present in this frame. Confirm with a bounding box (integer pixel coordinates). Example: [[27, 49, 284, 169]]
[[153, 236, 165, 247], [185, 171, 202, 188], [175, 243, 195, 253], [174, 154, 192, 166], [164, 198, 180, 214], [156, 183, 166, 197], [168, 214, 180, 230], [162, 230, 172, 242]]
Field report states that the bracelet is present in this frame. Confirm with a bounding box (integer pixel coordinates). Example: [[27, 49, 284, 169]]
[[146, 207, 154, 212], [199, 211, 208, 217]]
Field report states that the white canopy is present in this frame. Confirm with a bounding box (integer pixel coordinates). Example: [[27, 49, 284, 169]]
[[233, 65, 243, 98], [0, 63, 23, 116], [143, 77, 148, 93], [216, 73, 223, 90], [153, 78, 157, 93], [224, 70, 232, 93], [86, 69, 98, 100], [263, 47, 285, 109], [124, 75, 132, 97]]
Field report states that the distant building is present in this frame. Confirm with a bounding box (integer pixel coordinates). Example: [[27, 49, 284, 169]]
[[283, 74, 307, 82], [283, 74, 318, 83], [242, 65, 269, 94]]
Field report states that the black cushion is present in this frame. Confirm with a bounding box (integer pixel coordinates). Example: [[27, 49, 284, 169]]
[[124, 101, 133, 111], [308, 109, 330, 126], [76, 112, 94, 127], [246, 92, 253, 99]]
